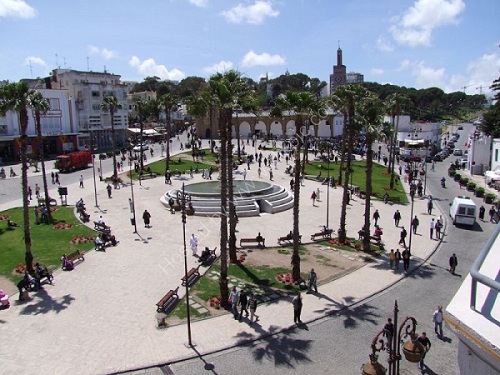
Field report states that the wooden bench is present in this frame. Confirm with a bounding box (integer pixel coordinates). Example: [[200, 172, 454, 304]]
[[198, 247, 217, 265], [278, 234, 302, 245], [156, 287, 179, 312], [33, 267, 54, 286], [240, 237, 266, 248], [181, 265, 201, 286], [310, 229, 333, 241], [358, 231, 384, 249], [139, 172, 157, 180], [94, 221, 111, 234], [387, 196, 401, 203]]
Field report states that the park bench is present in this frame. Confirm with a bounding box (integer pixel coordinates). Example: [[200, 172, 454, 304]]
[[38, 197, 57, 207], [310, 229, 333, 241], [33, 267, 53, 286], [181, 265, 201, 286], [94, 221, 111, 234], [139, 172, 157, 180], [278, 234, 302, 245], [239, 237, 266, 248], [198, 247, 217, 265], [387, 196, 401, 203], [358, 230, 384, 249], [156, 287, 179, 312]]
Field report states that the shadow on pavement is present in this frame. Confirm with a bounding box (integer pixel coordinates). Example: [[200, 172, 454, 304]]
[[341, 302, 381, 329], [19, 288, 74, 315]]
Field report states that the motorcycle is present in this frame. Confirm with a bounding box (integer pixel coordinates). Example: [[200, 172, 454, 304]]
[[441, 178, 446, 188]]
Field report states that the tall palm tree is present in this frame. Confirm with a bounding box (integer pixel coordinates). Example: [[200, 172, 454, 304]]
[[132, 96, 149, 171], [272, 91, 323, 281], [159, 93, 178, 171], [333, 84, 367, 244], [359, 93, 384, 251], [28, 91, 53, 222], [100, 96, 122, 179], [0, 82, 36, 270], [386, 93, 410, 189]]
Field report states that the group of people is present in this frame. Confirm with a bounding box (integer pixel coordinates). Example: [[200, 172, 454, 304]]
[[17, 263, 53, 300], [229, 286, 260, 323]]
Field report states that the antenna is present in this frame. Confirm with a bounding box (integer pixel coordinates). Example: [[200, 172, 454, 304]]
[[87, 57, 90, 71], [104, 65, 107, 73], [55, 53, 59, 68], [29, 59, 33, 78], [63, 57, 66, 69], [477, 85, 483, 95]]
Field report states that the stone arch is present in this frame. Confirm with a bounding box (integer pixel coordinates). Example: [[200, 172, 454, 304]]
[[255, 121, 266, 136], [318, 120, 331, 138], [270, 121, 283, 138], [239, 121, 251, 138]]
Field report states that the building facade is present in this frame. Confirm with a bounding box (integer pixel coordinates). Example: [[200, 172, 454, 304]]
[[329, 47, 347, 94], [346, 72, 364, 84]]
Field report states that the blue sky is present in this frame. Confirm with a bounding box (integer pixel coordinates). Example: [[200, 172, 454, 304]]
[[1, 0, 498, 96]]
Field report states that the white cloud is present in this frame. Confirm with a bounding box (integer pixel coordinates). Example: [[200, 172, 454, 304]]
[[221, 0, 279, 25], [448, 53, 500, 94], [129, 56, 186, 81], [390, 0, 465, 47], [376, 36, 394, 52], [241, 50, 285, 67], [397, 59, 411, 71], [412, 61, 446, 88], [370, 68, 384, 76], [87, 45, 118, 60], [189, 0, 208, 7], [23, 56, 46, 67], [202, 60, 234, 74], [0, 0, 36, 18]]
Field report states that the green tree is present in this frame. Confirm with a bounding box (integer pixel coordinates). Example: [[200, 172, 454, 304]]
[[131, 96, 149, 171], [159, 93, 179, 171], [29, 91, 53, 222], [481, 77, 500, 137], [100, 96, 123, 179], [0, 82, 36, 270]]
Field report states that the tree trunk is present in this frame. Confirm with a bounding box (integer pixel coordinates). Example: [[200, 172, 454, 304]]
[[338, 115, 355, 244], [291, 137, 302, 282], [20, 109, 33, 271], [228, 140, 238, 263], [165, 108, 171, 171], [389, 115, 399, 189], [337, 114, 348, 185], [110, 110, 118, 179], [363, 137, 374, 251], [219, 111, 229, 308], [35, 111, 53, 222]]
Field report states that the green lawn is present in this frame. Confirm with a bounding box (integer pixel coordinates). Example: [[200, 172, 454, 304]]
[[304, 160, 408, 203], [0, 206, 96, 283]]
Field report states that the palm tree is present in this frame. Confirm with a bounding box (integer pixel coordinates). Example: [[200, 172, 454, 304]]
[[28, 91, 53, 222], [0, 82, 36, 270], [272, 91, 323, 282], [100, 96, 122, 179], [159, 93, 178, 171], [386, 93, 410, 189], [359, 93, 384, 251], [333, 84, 367, 244]]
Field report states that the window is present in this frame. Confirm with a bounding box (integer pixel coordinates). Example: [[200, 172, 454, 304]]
[[458, 207, 466, 215], [49, 98, 60, 110], [467, 208, 475, 216], [91, 91, 100, 97], [92, 104, 101, 111], [495, 149, 498, 162]]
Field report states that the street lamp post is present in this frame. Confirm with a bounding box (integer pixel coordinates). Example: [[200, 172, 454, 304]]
[[326, 142, 331, 229], [180, 183, 193, 347], [361, 300, 424, 375], [92, 154, 98, 208], [129, 161, 137, 234]]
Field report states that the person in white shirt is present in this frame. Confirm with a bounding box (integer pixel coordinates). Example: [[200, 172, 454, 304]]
[[433, 305, 444, 337]]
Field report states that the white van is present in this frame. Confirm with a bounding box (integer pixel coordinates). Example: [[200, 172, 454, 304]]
[[449, 196, 476, 226]]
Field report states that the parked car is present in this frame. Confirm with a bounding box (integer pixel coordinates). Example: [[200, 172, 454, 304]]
[[433, 154, 442, 162], [453, 149, 463, 156], [458, 125, 464, 130], [133, 143, 149, 152]]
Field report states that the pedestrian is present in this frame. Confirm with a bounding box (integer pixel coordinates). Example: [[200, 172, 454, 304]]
[[435, 219, 442, 239], [399, 227, 407, 248], [489, 206, 496, 222], [292, 291, 303, 324], [417, 332, 432, 370], [249, 293, 259, 323], [55, 172, 60, 185], [230, 286, 239, 319], [316, 187, 321, 202], [402, 248, 410, 271], [307, 268, 317, 293], [258, 167, 261, 178], [449, 253, 458, 274], [427, 198, 433, 215], [142, 209, 151, 228], [242, 168, 247, 180], [433, 305, 444, 337], [35, 183, 40, 198], [393, 210, 401, 227], [311, 190, 317, 206], [373, 209, 380, 226], [383, 317, 394, 351], [479, 205, 486, 221], [79, 175, 84, 188], [106, 183, 112, 198], [398, 165, 402, 175], [190, 233, 198, 256], [269, 168, 273, 181], [389, 249, 395, 269], [394, 249, 401, 270], [411, 215, 419, 234], [51, 171, 55, 184], [430, 218, 435, 239], [28, 185, 32, 200], [238, 290, 249, 321]]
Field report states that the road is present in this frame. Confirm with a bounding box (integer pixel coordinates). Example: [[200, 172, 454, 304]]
[[154, 123, 495, 375]]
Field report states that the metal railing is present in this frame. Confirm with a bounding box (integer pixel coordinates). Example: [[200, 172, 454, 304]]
[[470, 222, 500, 310]]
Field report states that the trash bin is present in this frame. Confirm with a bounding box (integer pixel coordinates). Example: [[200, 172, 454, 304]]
[[130, 216, 136, 226]]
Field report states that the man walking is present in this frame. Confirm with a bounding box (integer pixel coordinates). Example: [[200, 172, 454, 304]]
[[417, 332, 432, 370], [393, 210, 401, 227], [449, 253, 458, 275], [430, 218, 435, 239], [427, 197, 433, 215], [230, 286, 239, 319], [394, 249, 402, 270], [433, 305, 444, 337], [238, 290, 249, 321], [373, 209, 380, 226], [249, 293, 259, 323], [190, 234, 198, 256], [383, 318, 394, 352], [79, 175, 84, 188], [142, 209, 151, 228], [399, 227, 407, 248], [435, 219, 442, 239], [307, 268, 317, 293], [292, 291, 303, 324], [411, 215, 419, 234], [402, 248, 410, 272]]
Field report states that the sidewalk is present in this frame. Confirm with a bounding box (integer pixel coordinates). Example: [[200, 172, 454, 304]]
[[0, 142, 443, 375]]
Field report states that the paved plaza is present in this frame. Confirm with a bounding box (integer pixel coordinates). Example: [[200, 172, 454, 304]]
[[0, 139, 443, 374]]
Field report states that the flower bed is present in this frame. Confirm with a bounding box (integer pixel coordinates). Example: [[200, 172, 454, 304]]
[[0, 214, 10, 221], [276, 272, 300, 285], [328, 238, 352, 246], [70, 234, 95, 244], [208, 295, 222, 309], [53, 223, 73, 230], [14, 263, 26, 274]]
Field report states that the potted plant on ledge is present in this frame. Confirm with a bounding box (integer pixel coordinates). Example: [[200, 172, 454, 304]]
[[467, 181, 477, 192], [475, 187, 485, 198], [485, 193, 497, 204]]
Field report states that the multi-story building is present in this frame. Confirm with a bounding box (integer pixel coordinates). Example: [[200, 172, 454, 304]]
[[346, 72, 364, 84], [50, 69, 130, 151]]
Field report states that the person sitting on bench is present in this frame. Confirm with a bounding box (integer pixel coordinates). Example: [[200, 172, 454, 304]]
[[256, 232, 264, 242], [102, 232, 118, 246], [374, 226, 383, 240], [34, 262, 52, 283], [7, 220, 19, 227], [95, 235, 105, 251], [199, 247, 212, 263], [61, 254, 74, 270]]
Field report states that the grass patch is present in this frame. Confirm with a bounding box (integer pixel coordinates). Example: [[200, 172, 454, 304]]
[[314, 254, 337, 268], [0, 206, 96, 283], [304, 160, 408, 203], [170, 297, 211, 320], [276, 245, 307, 256]]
